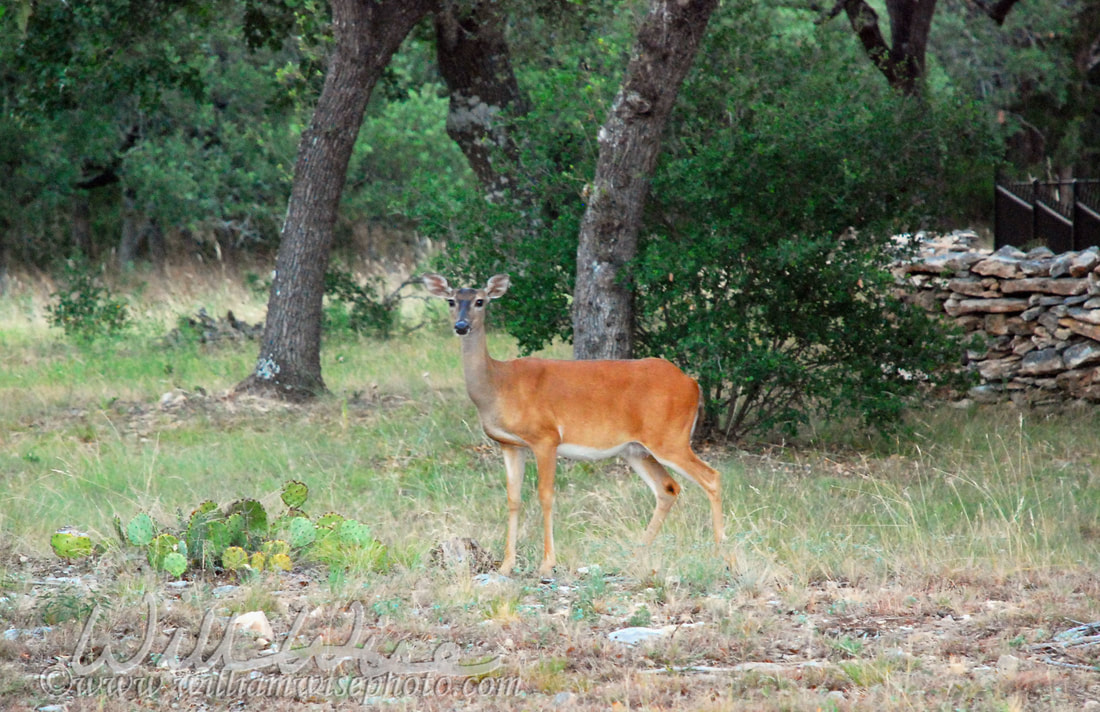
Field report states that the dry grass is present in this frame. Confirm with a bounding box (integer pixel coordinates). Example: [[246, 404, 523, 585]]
[[2, 267, 1100, 709]]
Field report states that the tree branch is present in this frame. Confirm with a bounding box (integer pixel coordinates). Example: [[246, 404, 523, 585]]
[[972, 0, 1023, 26]]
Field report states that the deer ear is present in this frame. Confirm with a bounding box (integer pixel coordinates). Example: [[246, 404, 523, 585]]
[[422, 273, 454, 299], [484, 274, 511, 300]]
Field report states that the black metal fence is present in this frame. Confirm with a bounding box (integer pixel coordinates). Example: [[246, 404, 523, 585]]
[[994, 178, 1100, 252]]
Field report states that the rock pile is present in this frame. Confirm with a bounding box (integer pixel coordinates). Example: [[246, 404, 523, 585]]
[[895, 234, 1100, 404], [164, 308, 263, 345]]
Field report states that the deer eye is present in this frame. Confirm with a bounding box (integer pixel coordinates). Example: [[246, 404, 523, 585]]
[[475, 299, 484, 308]]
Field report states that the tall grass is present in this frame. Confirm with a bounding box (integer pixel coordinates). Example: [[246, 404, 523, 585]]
[[2, 275, 1099, 590]]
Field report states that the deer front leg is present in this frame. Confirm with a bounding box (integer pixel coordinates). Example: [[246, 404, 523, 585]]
[[499, 445, 526, 576], [532, 443, 558, 577]]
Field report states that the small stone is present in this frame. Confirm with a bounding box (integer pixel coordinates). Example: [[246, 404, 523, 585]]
[[972, 252, 1022, 279], [1060, 318, 1100, 342], [996, 653, 1022, 675], [159, 390, 188, 408], [944, 297, 1029, 317], [1018, 348, 1064, 376], [1068, 307, 1100, 325], [1064, 342, 1100, 369], [608, 627, 669, 646], [1000, 278, 1088, 296], [473, 572, 512, 586], [552, 691, 575, 707], [232, 611, 274, 640]]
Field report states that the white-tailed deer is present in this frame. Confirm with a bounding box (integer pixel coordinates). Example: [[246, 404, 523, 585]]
[[423, 273, 724, 576]]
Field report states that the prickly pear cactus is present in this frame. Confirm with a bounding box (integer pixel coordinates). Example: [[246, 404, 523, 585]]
[[51, 528, 94, 559], [316, 512, 345, 530], [226, 499, 267, 537], [161, 552, 188, 578], [337, 519, 372, 547], [186, 502, 222, 569], [148, 533, 180, 570], [281, 480, 309, 509], [222, 546, 249, 571], [224, 513, 246, 547], [126, 513, 156, 547], [287, 517, 316, 548]]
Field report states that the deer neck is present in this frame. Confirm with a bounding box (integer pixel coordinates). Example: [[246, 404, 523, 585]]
[[459, 328, 498, 413]]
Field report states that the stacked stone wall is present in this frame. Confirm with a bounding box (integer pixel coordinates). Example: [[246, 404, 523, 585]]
[[895, 234, 1100, 404]]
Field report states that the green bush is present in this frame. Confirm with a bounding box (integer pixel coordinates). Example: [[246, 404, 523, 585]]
[[322, 268, 398, 338], [46, 258, 130, 341]]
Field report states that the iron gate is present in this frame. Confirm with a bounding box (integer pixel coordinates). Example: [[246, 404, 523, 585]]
[[995, 178, 1100, 252]]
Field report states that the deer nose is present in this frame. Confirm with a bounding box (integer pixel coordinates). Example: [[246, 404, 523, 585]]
[[454, 320, 470, 335]]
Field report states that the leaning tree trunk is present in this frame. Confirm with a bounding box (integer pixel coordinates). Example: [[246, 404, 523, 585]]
[[236, 0, 434, 400], [434, 0, 527, 203], [572, 0, 718, 360]]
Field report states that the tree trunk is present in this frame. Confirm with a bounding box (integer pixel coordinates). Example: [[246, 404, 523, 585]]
[[434, 0, 527, 202], [572, 0, 718, 360], [236, 0, 435, 400], [840, 0, 937, 96], [71, 193, 93, 258], [118, 190, 141, 268]]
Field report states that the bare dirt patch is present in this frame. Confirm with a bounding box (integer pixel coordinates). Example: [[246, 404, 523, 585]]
[[3, 549, 1099, 711]]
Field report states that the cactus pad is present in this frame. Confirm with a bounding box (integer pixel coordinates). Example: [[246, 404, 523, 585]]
[[51, 529, 94, 559], [287, 517, 316, 548], [337, 519, 372, 547], [281, 480, 309, 509], [268, 552, 292, 571], [221, 546, 249, 571], [161, 552, 188, 578], [148, 533, 180, 570], [126, 513, 156, 547], [226, 499, 267, 535], [316, 512, 345, 530]]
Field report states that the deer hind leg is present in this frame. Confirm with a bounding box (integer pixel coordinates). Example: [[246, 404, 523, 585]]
[[649, 445, 724, 546], [499, 445, 526, 576], [623, 447, 680, 545], [531, 443, 559, 577]]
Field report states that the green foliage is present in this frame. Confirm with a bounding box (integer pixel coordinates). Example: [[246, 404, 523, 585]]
[[50, 479, 389, 578], [322, 268, 398, 338], [281, 479, 309, 509], [630, 9, 993, 437], [1, 0, 306, 263], [287, 516, 317, 548], [46, 258, 130, 341], [221, 546, 250, 572], [147, 533, 185, 574], [125, 512, 156, 546], [428, 2, 993, 439], [49, 529, 94, 559], [344, 81, 471, 221]]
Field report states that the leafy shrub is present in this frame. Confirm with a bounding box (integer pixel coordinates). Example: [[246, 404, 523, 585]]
[[46, 258, 130, 341], [322, 268, 398, 338]]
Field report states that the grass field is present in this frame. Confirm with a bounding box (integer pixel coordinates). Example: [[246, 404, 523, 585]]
[[1, 267, 1100, 710]]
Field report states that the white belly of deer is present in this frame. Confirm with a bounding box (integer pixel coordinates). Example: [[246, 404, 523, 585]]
[[558, 442, 638, 459], [484, 422, 641, 462]]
